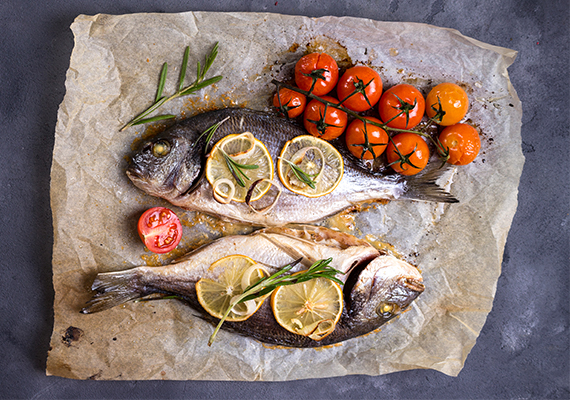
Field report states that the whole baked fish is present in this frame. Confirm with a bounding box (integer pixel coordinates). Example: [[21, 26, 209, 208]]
[[82, 226, 424, 348], [127, 108, 457, 226]]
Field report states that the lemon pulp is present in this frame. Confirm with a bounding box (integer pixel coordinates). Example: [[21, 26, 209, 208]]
[[278, 135, 343, 198]]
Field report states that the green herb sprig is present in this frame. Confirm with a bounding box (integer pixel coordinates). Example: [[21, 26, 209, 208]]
[[219, 149, 259, 187], [208, 258, 343, 346], [278, 157, 317, 189], [120, 43, 222, 131]]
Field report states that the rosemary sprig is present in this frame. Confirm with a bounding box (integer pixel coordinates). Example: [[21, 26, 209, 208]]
[[208, 258, 343, 346], [279, 157, 317, 189], [193, 116, 231, 154], [219, 148, 258, 187], [120, 43, 223, 131]]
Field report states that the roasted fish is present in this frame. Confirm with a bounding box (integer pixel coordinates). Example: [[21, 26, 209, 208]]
[[127, 108, 457, 226], [82, 226, 424, 348]]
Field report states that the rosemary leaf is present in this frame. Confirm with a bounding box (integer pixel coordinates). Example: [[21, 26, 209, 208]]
[[180, 75, 223, 96], [132, 114, 176, 126], [156, 63, 168, 102], [178, 47, 190, 92], [280, 158, 317, 189]]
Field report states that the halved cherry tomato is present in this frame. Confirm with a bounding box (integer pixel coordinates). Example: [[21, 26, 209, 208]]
[[386, 133, 429, 176], [345, 117, 388, 160], [425, 82, 469, 126], [273, 88, 307, 118], [336, 65, 383, 112], [438, 123, 481, 165], [303, 96, 348, 141], [378, 84, 426, 129], [295, 53, 339, 96], [137, 207, 182, 254]]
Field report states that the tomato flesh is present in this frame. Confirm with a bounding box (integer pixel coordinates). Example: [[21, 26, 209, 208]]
[[439, 123, 481, 165], [137, 207, 182, 254]]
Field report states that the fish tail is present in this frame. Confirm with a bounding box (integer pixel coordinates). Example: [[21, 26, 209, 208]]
[[81, 269, 146, 314], [402, 167, 459, 203]]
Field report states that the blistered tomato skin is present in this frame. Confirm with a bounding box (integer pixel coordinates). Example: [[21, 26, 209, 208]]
[[273, 88, 307, 118], [303, 96, 348, 141], [439, 123, 481, 165], [378, 84, 425, 129], [336, 66, 383, 112], [345, 117, 388, 160], [294, 53, 339, 96], [137, 207, 183, 254], [425, 82, 469, 126], [386, 133, 430, 176]]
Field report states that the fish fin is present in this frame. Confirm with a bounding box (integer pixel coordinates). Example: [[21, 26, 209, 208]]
[[81, 269, 145, 314], [401, 167, 459, 203]]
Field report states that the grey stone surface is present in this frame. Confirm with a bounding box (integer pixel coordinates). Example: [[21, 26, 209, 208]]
[[0, 0, 568, 398]]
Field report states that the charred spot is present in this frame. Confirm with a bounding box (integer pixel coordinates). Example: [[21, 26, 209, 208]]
[[62, 326, 83, 347]]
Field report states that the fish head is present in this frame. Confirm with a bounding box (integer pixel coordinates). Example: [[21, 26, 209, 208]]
[[126, 126, 204, 201], [346, 255, 424, 326]]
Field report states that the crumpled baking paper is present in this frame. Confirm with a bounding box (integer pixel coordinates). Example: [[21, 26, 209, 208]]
[[47, 11, 523, 380]]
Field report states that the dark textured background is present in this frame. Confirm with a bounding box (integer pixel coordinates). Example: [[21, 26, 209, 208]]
[[1, 1, 568, 399]]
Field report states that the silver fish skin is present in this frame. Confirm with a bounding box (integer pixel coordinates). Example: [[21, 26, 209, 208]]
[[127, 108, 457, 226], [81, 226, 424, 348]]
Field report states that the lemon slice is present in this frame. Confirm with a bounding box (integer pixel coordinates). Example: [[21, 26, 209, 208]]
[[206, 132, 274, 203], [277, 135, 343, 198], [271, 276, 343, 340], [196, 255, 269, 321]]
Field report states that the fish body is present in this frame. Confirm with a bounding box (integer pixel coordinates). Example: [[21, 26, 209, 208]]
[[127, 108, 457, 226], [82, 226, 424, 348]]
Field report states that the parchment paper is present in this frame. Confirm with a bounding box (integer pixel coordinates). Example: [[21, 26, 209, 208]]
[[47, 12, 524, 380]]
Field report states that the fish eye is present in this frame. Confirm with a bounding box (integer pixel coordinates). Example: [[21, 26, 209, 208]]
[[152, 140, 171, 157], [376, 302, 399, 318]]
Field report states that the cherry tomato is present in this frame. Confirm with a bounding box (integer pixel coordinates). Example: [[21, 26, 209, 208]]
[[378, 84, 426, 129], [336, 65, 383, 112], [425, 82, 469, 126], [386, 133, 429, 176], [273, 88, 307, 118], [345, 117, 388, 160], [295, 53, 339, 96], [303, 96, 348, 141], [438, 123, 481, 165], [137, 207, 182, 254]]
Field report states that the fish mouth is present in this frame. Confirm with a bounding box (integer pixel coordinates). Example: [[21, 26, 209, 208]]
[[402, 277, 425, 293]]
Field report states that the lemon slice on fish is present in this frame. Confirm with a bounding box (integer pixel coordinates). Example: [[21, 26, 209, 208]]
[[277, 135, 343, 198], [206, 132, 274, 203], [271, 275, 343, 340], [196, 255, 269, 321]]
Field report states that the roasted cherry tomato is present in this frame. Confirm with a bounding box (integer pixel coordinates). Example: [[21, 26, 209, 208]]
[[345, 117, 388, 160], [294, 53, 339, 96], [336, 65, 383, 112], [273, 88, 307, 118], [425, 82, 469, 126], [378, 83, 426, 129], [303, 96, 348, 141], [137, 207, 182, 254], [386, 133, 429, 176], [438, 123, 481, 165]]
